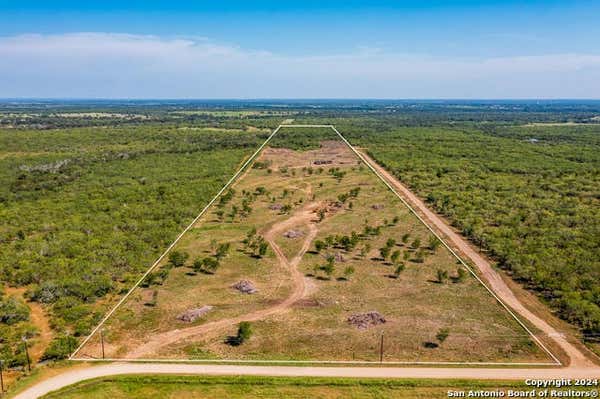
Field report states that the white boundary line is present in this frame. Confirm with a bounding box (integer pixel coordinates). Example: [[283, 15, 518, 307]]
[[70, 125, 282, 359], [73, 358, 559, 367], [71, 123, 561, 366]]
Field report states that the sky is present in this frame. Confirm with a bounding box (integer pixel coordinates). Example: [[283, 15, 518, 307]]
[[1, 0, 599, 99]]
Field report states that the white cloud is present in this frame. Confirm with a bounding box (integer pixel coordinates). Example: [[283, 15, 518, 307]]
[[1, 32, 599, 98]]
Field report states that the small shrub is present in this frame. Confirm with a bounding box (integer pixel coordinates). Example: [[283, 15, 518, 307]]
[[168, 251, 189, 267]]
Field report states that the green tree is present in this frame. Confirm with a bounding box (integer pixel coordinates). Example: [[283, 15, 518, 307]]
[[394, 263, 405, 278], [414, 249, 426, 263], [401, 233, 410, 244], [379, 246, 391, 260], [227, 321, 253, 346], [436, 328, 450, 345], [411, 238, 421, 249], [202, 257, 220, 274], [0, 296, 30, 325], [168, 251, 189, 267], [428, 236, 440, 251], [343, 266, 355, 280], [192, 258, 204, 273], [238, 321, 252, 341], [360, 243, 371, 257], [314, 240, 326, 253], [323, 262, 335, 279], [456, 268, 467, 283], [323, 255, 335, 279], [325, 235, 335, 247], [246, 227, 257, 240], [317, 208, 326, 222], [40, 335, 78, 361], [436, 269, 448, 283], [391, 250, 401, 265], [258, 241, 269, 257], [215, 242, 231, 260]]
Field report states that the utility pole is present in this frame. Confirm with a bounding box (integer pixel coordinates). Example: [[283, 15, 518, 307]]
[[0, 359, 5, 393], [22, 336, 31, 373], [100, 329, 105, 359], [379, 332, 384, 363]]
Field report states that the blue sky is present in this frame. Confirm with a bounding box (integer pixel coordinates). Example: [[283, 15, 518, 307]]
[[1, 1, 599, 98]]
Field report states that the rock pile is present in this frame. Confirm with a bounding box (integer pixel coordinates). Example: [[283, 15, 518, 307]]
[[177, 305, 213, 322], [283, 230, 304, 239], [313, 159, 333, 165], [347, 311, 386, 329], [232, 280, 258, 294]]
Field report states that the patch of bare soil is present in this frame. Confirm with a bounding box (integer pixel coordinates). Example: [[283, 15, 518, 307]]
[[259, 141, 358, 169]]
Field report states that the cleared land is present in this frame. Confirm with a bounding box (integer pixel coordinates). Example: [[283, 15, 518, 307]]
[[77, 127, 549, 363]]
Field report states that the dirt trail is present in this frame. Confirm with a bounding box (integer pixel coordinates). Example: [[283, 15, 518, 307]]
[[124, 202, 319, 359], [5, 287, 53, 361], [357, 150, 594, 368]]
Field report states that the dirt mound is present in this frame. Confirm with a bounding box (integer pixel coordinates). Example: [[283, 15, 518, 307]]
[[313, 159, 333, 165], [177, 305, 213, 322], [231, 280, 258, 294], [283, 229, 304, 239], [347, 311, 386, 329]]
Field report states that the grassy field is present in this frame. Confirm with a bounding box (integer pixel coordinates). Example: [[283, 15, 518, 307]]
[[79, 127, 548, 363], [41, 375, 596, 399]]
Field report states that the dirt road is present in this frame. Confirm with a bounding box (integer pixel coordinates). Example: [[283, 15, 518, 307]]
[[124, 202, 320, 359], [356, 150, 594, 368], [12, 362, 600, 399]]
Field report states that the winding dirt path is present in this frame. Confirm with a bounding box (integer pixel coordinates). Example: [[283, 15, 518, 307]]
[[125, 202, 319, 359], [356, 150, 594, 368]]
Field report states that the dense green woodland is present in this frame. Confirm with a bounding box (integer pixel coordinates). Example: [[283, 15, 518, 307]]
[[0, 125, 268, 365], [0, 105, 599, 367]]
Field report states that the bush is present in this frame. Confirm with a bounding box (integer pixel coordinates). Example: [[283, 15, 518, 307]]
[[168, 251, 189, 267], [0, 296, 30, 325], [226, 321, 253, 346], [41, 335, 78, 361]]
